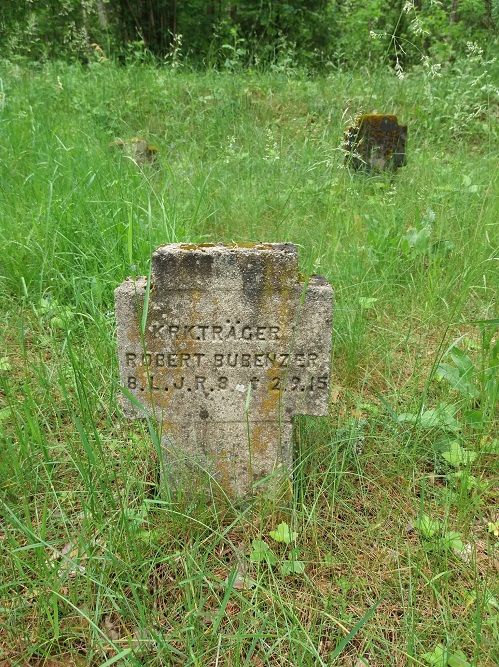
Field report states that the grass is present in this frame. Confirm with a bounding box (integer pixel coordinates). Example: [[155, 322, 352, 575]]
[[0, 53, 498, 666]]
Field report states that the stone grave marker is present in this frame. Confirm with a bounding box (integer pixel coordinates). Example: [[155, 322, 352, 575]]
[[109, 138, 158, 166], [344, 114, 407, 171], [115, 243, 334, 497]]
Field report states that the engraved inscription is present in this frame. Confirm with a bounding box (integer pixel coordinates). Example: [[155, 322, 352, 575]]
[[126, 373, 329, 394], [125, 350, 319, 369], [126, 352, 206, 368], [149, 321, 281, 341], [124, 318, 327, 399]]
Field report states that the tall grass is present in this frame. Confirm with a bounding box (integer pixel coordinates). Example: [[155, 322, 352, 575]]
[[0, 55, 498, 666]]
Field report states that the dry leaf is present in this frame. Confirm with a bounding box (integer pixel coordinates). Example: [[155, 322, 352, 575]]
[[132, 625, 155, 655], [201, 608, 219, 626], [454, 542, 473, 564], [330, 385, 342, 404], [103, 614, 121, 641], [46, 541, 87, 578], [404, 520, 415, 533], [47, 541, 74, 562], [225, 541, 255, 591]]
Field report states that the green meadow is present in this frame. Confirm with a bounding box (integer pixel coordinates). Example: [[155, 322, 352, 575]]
[[0, 55, 498, 666]]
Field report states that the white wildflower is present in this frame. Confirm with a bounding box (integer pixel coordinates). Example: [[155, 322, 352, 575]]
[[410, 16, 429, 36], [263, 128, 280, 163], [395, 58, 405, 80], [421, 55, 442, 78]]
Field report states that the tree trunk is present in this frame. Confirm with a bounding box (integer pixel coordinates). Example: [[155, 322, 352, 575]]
[[97, 0, 108, 27], [483, 0, 492, 25], [80, 0, 91, 47]]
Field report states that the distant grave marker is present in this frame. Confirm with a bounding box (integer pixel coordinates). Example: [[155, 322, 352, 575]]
[[109, 138, 158, 166], [115, 243, 334, 497], [344, 114, 407, 171]]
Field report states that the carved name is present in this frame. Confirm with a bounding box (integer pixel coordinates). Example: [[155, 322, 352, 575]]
[[125, 350, 320, 369]]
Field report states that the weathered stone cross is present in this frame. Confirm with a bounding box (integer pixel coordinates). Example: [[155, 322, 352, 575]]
[[115, 243, 333, 497]]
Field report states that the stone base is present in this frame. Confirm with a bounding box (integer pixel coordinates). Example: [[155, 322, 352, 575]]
[[160, 420, 293, 498]]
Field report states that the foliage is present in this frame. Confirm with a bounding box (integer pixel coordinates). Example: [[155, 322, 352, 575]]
[[249, 523, 306, 576], [269, 521, 298, 544], [436, 329, 499, 430], [0, 0, 497, 66], [422, 644, 472, 666], [415, 514, 466, 554], [0, 0, 106, 62], [37, 295, 77, 331], [398, 323, 498, 490], [398, 403, 461, 432]]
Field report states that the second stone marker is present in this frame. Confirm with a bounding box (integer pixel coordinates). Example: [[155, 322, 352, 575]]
[[115, 242, 334, 497]]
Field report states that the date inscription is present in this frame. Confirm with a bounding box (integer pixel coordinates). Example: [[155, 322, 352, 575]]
[[127, 374, 329, 394]]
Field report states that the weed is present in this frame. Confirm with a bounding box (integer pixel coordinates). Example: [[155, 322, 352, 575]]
[[415, 513, 466, 555], [249, 522, 306, 576], [422, 644, 472, 666]]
